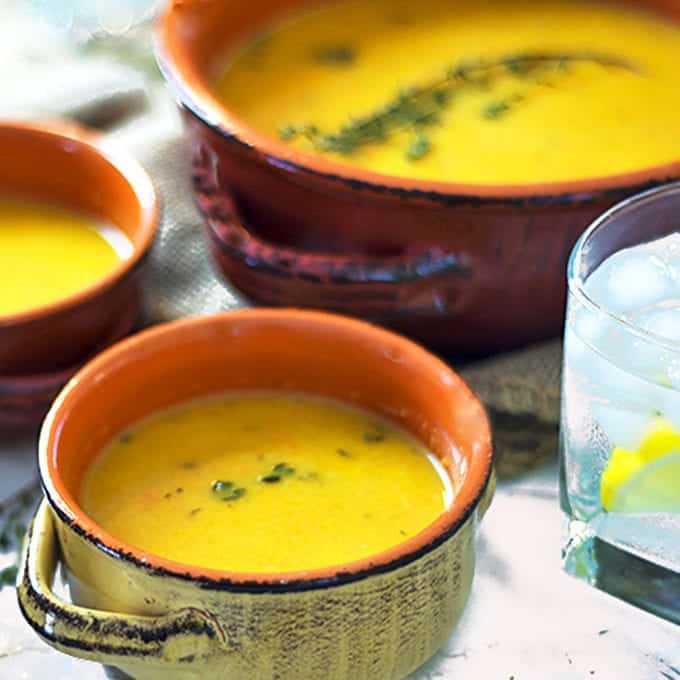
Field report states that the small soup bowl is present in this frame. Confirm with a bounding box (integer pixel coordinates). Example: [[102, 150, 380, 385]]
[[0, 297, 139, 431], [18, 309, 493, 680], [0, 121, 158, 376], [155, 0, 680, 356]]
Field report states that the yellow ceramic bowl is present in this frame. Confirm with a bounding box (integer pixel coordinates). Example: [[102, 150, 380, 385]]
[[18, 309, 493, 680]]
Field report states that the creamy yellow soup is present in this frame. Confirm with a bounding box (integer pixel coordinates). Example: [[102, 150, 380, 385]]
[[216, 0, 680, 184], [79, 392, 451, 573], [0, 197, 129, 316]]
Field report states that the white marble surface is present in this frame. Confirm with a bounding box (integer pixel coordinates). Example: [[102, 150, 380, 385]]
[[1, 453, 679, 679]]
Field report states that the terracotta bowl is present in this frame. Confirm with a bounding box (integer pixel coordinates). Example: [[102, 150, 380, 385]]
[[0, 121, 158, 376], [18, 309, 493, 680], [0, 298, 140, 431], [155, 0, 680, 356]]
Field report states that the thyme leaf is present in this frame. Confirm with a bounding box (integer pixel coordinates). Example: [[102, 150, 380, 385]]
[[483, 100, 512, 119], [258, 474, 282, 484], [313, 44, 357, 67], [272, 463, 295, 476], [406, 131, 431, 160], [280, 51, 637, 160], [363, 430, 386, 443], [212, 480, 246, 501]]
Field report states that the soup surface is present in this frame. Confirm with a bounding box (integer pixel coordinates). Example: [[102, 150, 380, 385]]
[[0, 197, 129, 316], [79, 392, 451, 573], [216, 0, 680, 184]]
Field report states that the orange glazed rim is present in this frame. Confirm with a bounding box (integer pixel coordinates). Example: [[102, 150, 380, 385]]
[[154, 0, 680, 201], [0, 120, 158, 328], [39, 309, 493, 591]]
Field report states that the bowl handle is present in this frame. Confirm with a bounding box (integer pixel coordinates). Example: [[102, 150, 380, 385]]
[[17, 500, 229, 667], [198, 186, 471, 286]]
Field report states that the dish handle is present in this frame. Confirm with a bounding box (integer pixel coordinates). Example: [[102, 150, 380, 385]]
[[199, 185, 471, 287], [17, 500, 229, 667]]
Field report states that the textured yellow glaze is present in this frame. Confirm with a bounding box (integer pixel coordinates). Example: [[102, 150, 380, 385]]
[[0, 197, 126, 315], [79, 392, 449, 573], [216, 0, 680, 184]]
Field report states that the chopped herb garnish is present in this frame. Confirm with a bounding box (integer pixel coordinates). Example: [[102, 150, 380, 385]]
[[212, 480, 233, 493], [272, 463, 295, 476], [164, 492, 172, 500], [280, 51, 637, 159], [279, 125, 298, 141], [189, 508, 202, 517], [363, 430, 386, 443], [213, 484, 247, 501], [118, 433, 133, 444], [176, 488, 184, 494], [228, 487, 247, 501], [212, 480, 246, 501], [406, 131, 431, 161], [180, 462, 197, 470], [337, 448, 352, 458], [432, 89, 450, 106], [399, 529, 408, 536], [483, 100, 512, 119], [258, 474, 281, 484], [313, 44, 357, 67]]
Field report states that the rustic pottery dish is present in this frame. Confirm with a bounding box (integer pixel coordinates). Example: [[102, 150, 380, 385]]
[[155, 0, 680, 355], [0, 121, 158, 377], [0, 299, 139, 431], [18, 309, 493, 680]]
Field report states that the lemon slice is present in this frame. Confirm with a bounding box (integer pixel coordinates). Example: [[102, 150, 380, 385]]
[[600, 418, 680, 512], [600, 448, 645, 511], [605, 452, 680, 512], [637, 421, 680, 461]]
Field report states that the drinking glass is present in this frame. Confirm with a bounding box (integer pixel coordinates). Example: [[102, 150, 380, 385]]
[[560, 182, 680, 623]]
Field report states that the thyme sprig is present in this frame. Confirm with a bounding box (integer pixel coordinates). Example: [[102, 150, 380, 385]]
[[279, 51, 637, 160]]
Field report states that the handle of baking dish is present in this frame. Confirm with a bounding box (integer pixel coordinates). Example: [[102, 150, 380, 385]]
[[199, 186, 470, 285], [17, 500, 228, 667]]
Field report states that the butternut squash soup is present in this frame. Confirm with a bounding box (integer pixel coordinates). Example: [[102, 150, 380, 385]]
[[79, 392, 452, 573], [0, 197, 130, 316], [216, 0, 680, 184]]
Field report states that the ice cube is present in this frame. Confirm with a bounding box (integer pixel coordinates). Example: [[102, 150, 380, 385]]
[[591, 402, 653, 450], [585, 250, 675, 314], [632, 304, 680, 343], [566, 285, 676, 448], [625, 303, 680, 390], [588, 355, 668, 449], [642, 231, 680, 265]]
